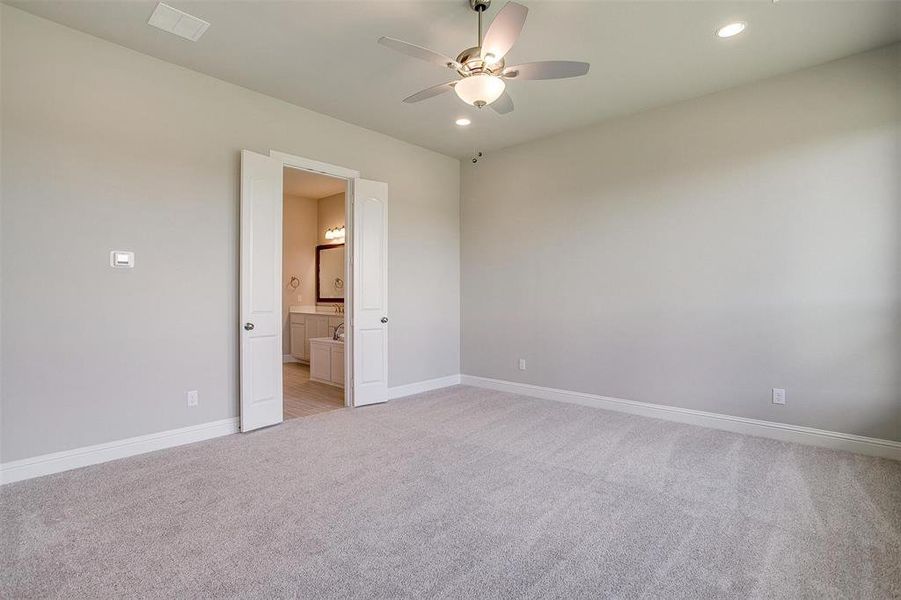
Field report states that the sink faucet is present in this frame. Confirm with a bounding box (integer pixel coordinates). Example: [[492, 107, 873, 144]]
[[333, 322, 345, 341]]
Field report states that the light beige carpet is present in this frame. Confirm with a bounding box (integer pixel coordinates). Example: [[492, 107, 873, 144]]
[[2, 385, 899, 599]]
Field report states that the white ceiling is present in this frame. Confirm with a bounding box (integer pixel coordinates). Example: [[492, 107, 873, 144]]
[[283, 167, 345, 199], [9, 1, 900, 158]]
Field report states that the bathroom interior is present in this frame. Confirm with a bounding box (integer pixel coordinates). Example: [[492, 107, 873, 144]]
[[282, 166, 347, 419]]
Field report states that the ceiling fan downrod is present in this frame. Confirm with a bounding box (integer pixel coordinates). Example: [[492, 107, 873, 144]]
[[471, 0, 491, 47]]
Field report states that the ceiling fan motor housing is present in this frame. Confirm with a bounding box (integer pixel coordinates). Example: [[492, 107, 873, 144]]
[[455, 46, 506, 77]]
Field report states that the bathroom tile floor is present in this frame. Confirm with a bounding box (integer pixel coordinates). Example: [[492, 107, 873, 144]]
[[283, 363, 345, 419]]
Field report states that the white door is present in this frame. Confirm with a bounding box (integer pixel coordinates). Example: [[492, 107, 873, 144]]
[[352, 179, 389, 406], [239, 150, 284, 431]]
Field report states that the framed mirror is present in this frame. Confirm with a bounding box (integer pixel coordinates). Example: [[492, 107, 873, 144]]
[[316, 243, 345, 303]]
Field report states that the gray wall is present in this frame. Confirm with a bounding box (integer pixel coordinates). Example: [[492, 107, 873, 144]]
[[1, 6, 460, 462], [462, 44, 901, 442], [282, 195, 318, 354]]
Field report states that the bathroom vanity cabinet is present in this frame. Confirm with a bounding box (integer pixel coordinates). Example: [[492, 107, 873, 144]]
[[309, 338, 345, 388], [289, 310, 344, 363]]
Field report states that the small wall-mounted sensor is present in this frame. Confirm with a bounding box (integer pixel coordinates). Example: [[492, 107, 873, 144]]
[[110, 251, 134, 268]]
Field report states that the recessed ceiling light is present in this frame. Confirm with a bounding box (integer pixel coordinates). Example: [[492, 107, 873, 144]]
[[455, 118, 471, 127], [716, 21, 747, 38]]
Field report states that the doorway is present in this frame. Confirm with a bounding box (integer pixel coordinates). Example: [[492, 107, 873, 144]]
[[281, 166, 347, 419], [239, 149, 389, 433]]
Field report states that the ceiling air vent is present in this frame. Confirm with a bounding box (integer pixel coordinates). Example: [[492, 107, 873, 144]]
[[148, 3, 210, 42]]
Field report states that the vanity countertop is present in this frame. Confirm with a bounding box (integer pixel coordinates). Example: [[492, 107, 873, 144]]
[[309, 337, 345, 347], [289, 305, 344, 316]]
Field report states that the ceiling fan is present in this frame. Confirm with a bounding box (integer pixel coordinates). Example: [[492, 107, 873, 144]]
[[377, 0, 589, 115]]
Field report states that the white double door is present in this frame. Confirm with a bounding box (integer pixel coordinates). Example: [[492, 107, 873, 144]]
[[239, 150, 388, 432]]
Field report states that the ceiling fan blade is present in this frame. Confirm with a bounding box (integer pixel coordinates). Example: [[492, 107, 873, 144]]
[[503, 61, 590, 80], [480, 2, 528, 62], [490, 91, 514, 115], [378, 37, 460, 70], [403, 80, 458, 103]]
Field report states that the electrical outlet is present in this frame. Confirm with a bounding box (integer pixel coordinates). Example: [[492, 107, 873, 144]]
[[186, 390, 199, 407], [518, 359, 526, 371], [772, 388, 786, 405]]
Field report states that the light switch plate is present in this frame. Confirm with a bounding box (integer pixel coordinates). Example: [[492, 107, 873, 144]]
[[110, 250, 134, 268], [772, 388, 786, 405]]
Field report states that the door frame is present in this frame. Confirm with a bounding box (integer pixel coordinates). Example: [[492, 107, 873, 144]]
[[269, 150, 360, 408]]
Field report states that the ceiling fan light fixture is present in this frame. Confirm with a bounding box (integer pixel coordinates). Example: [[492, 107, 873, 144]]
[[454, 74, 506, 107]]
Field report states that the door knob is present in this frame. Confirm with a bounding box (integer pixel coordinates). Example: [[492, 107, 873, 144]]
[[381, 317, 388, 324], [244, 322, 255, 331]]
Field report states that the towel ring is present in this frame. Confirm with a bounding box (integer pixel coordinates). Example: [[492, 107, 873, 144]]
[[289, 276, 300, 290]]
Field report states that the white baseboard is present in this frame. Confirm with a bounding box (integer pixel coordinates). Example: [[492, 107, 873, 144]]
[[388, 374, 461, 400], [0, 417, 239, 485], [461, 375, 901, 461], [283, 354, 300, 363], [1, 373, 461, 485]]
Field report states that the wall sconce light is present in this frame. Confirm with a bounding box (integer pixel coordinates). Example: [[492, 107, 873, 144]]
[[325, 226, 345, 241]]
